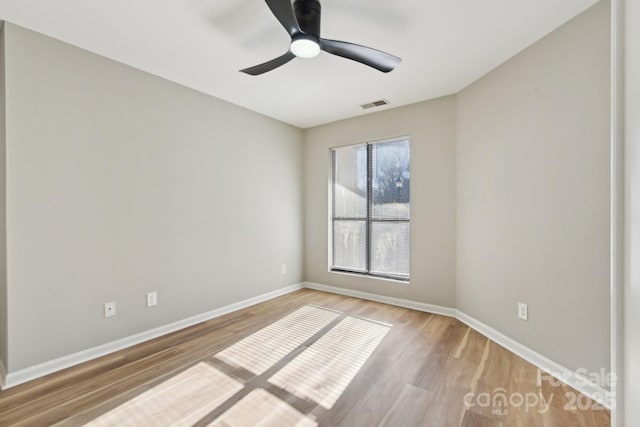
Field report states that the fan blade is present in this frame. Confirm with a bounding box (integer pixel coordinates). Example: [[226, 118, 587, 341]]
[[265, 0, 302, 38], [240, 51, 296, 75], [319, 39, 401, 73]]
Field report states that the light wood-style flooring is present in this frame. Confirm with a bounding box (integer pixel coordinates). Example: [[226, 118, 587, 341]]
[[0, 289, 610, 426]]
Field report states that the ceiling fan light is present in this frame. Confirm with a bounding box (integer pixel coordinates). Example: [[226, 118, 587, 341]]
[[291, 38, 320, 58]]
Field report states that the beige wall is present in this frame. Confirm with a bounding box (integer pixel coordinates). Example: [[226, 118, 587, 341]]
[[3, 23, 304, 371], [623, 0, 639, 423], [456, 0, 610, 375], [304, 97, 457, 307]]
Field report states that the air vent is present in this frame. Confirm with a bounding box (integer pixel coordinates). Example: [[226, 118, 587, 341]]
[[360, 99, 390, 110]]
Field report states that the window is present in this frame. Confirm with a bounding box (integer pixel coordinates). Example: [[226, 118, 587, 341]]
[[331, 138, 410, 281]]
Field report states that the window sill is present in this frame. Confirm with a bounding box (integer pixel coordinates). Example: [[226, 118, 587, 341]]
[[329, 269, 410, 285]]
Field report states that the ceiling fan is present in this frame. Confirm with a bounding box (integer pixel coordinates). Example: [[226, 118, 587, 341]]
[[240, 0, 401, 75]]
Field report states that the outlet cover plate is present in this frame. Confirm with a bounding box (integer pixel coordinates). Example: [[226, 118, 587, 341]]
[[518, 302, 528, 321], [147, 291, 158, 307], [104, 301, 116, 318]]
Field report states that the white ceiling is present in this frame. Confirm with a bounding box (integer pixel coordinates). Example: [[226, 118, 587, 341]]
[[0, 0, 598, 128]]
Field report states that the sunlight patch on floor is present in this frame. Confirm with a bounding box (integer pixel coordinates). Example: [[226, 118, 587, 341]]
[[208, 388, 317, 427], [84, 362, 243, 427], [215, 305, 340, 375], [83, 305, 391, 426], [268, 316, 390, 409]]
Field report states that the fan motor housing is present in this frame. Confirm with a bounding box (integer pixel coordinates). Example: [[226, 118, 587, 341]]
[[294, 0, 322, 37]]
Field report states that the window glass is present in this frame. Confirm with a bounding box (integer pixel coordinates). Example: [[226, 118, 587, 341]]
[[331, 138, 410, 281]]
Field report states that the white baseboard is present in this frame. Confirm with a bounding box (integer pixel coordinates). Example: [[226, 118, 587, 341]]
[[303, 281, 612, 409], [455, 311, 613, 409], [303, 282, 457, 318], [2, 283, 303, 389]]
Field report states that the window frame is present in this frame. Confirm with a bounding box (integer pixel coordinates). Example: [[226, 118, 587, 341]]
[[330, 136, 410, 282]]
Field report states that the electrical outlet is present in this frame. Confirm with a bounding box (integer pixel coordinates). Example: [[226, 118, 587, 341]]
[[104, 301, 116, 318], [281, 264, 287, 274], [518, 302, 528, 321], [147, 291, 158, 307]]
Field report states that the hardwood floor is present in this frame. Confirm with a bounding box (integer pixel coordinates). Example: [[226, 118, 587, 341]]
[[0, 289, 610, 426]]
